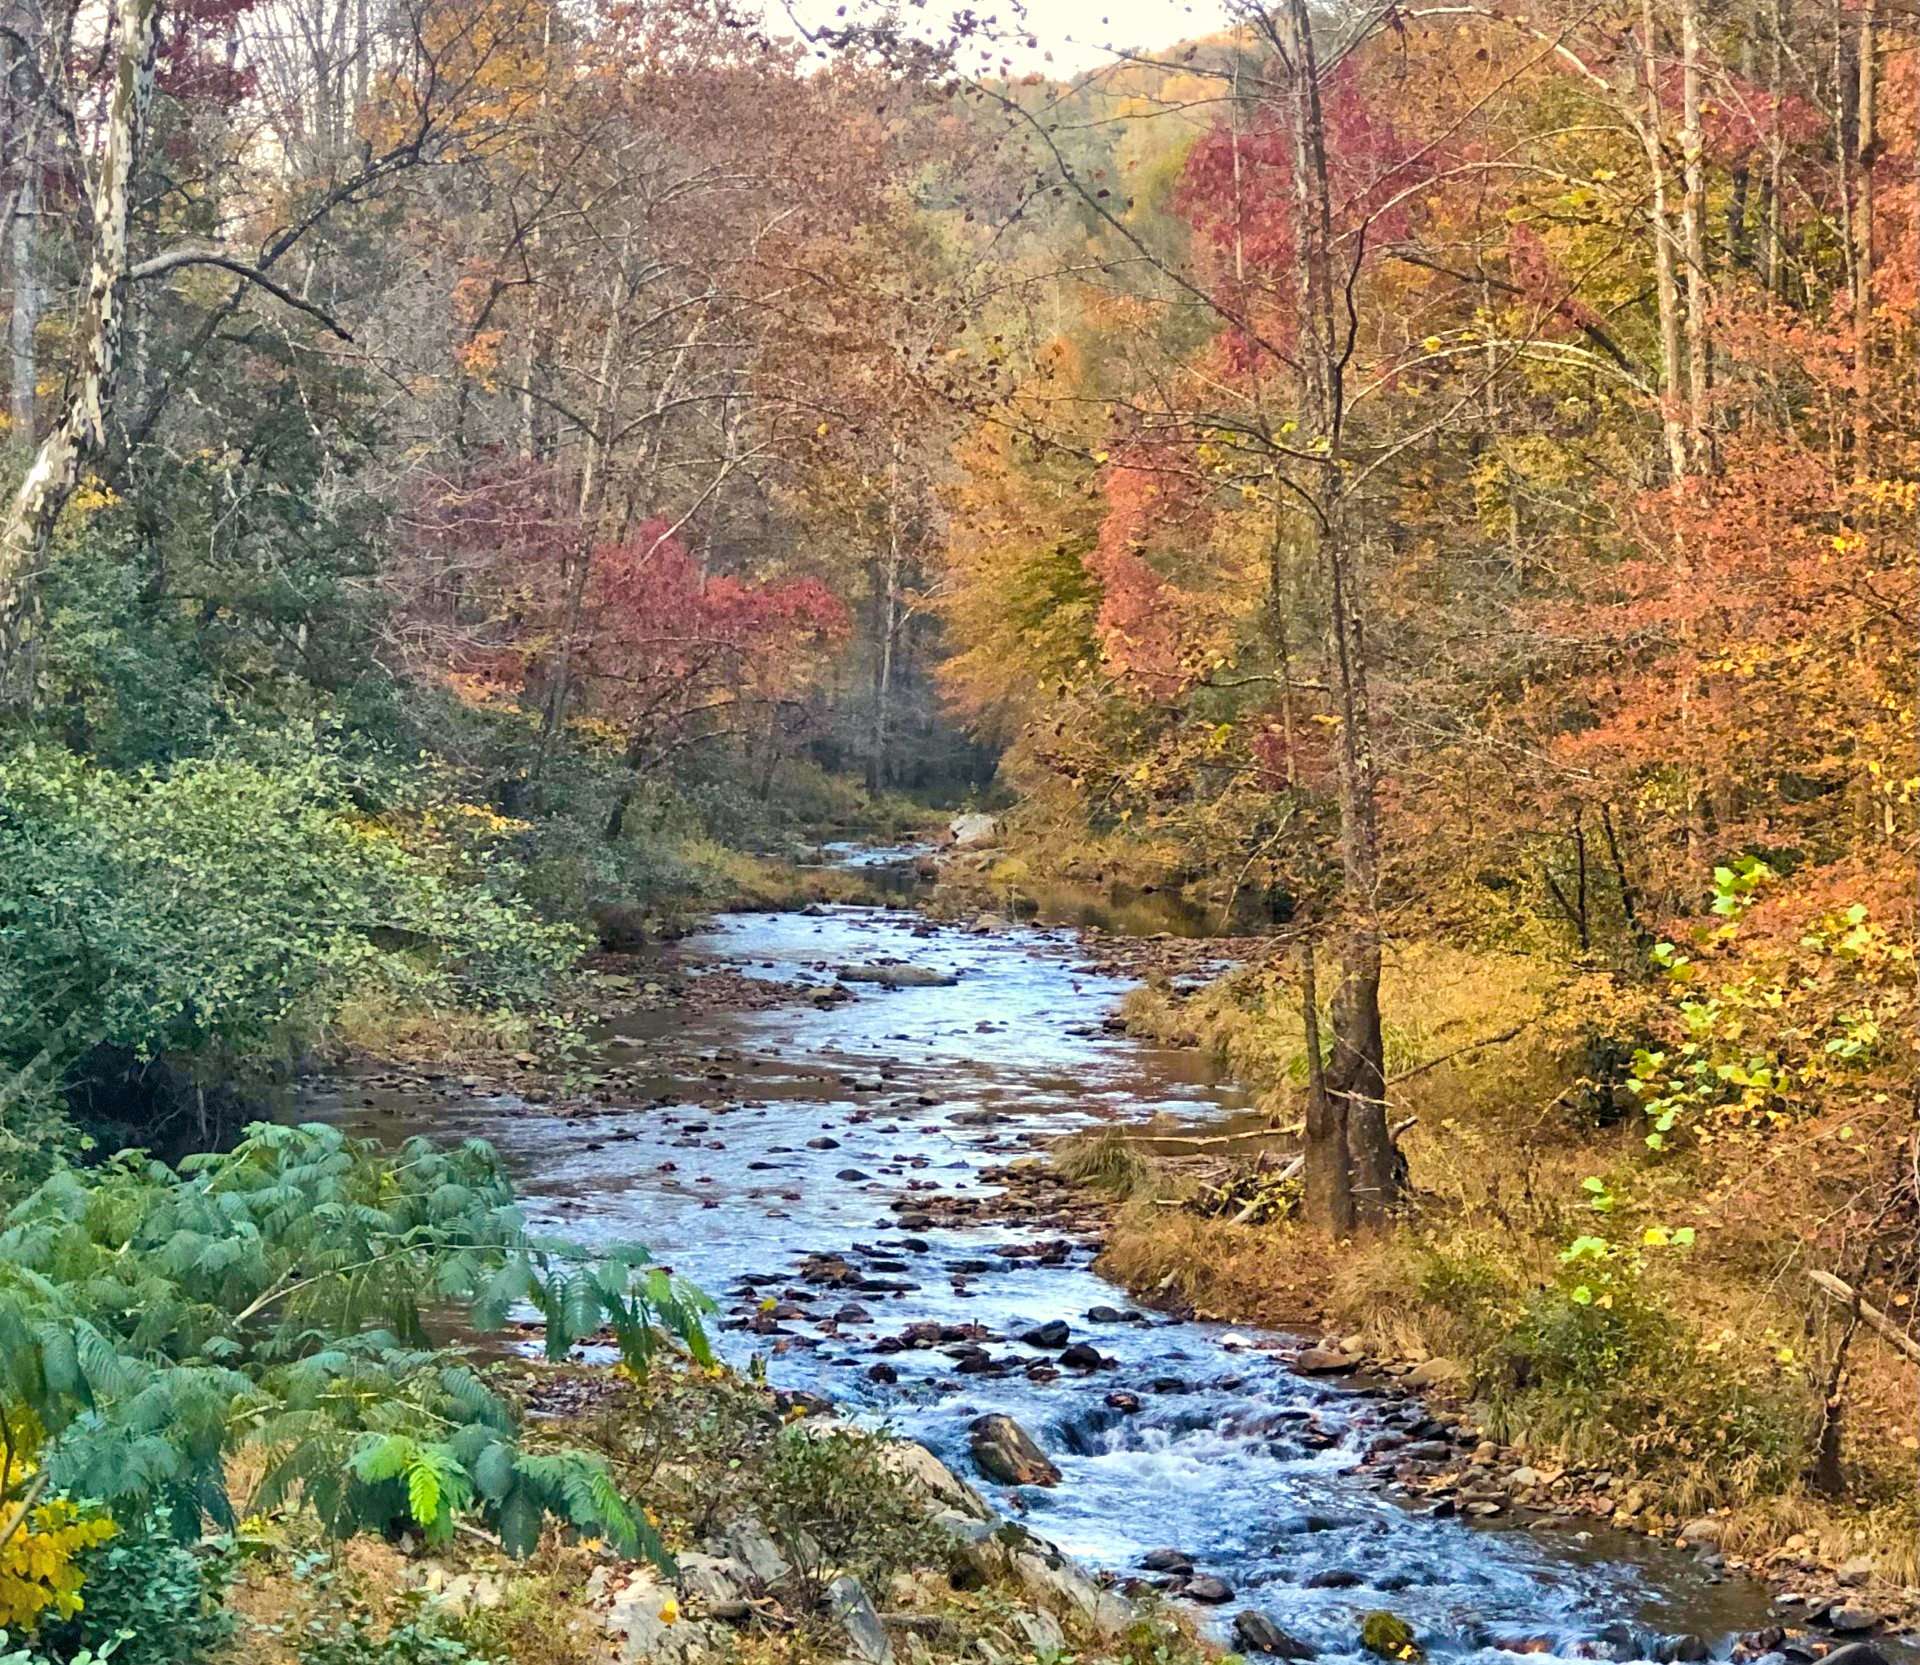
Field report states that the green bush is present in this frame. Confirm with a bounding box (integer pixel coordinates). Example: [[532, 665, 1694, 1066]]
[[0, 739, 584, 1143], [296, 1613, 490, 1665], [0, 1123, 712, 1563], [752, 1425, 947, 1610], [33, 1513, 234, 1665]]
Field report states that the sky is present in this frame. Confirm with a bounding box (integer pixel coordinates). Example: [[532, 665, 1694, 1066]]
[[764, 0, 1231, 76]]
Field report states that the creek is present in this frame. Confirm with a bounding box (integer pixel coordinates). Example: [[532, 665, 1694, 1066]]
[[310, 871, 1802, 1665]]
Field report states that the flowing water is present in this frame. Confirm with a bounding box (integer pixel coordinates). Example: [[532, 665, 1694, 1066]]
[[310, 882, 1821, 1665]]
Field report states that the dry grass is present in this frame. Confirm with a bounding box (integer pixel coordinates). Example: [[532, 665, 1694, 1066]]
[[1054, 1127, 1156, 1199], [1118, 942, 1563, 1123], [327, 993, 536, 1066], [1097, 1205, 1339, 1329], [683, 842, 890, 911]]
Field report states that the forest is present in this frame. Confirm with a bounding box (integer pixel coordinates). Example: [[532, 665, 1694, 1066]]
[[0, 0, 1914, 1658]]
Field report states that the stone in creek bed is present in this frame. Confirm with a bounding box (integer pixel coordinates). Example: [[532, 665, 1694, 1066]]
[[866, 1362, 899, 1384], [808, 1136, 842, 1149], [1019, 1320, 1072, 1349], [1059, 1343, 1111, 1371], [968, 1414, 1061, 1487], [1105, 1390, 1142, 1413], [1821, 1647, 1891, 1665], [1825, 1609, 1882, 1635], [1306, 1569, 1364, 1590], [1235, 1612, 1319, 1659], [1294, 1347, 1362, 1373], [836, 1169, 872, 1181], [1183, 1575, 1234, 1604], [1139, 1549, 1194, 1575], [1149, 1376, 1191, 1394], [835, 1304, 871, 1323]]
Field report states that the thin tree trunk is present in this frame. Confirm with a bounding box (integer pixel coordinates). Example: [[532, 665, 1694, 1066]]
[[1848, 0, 1875, 480], [1679, 0, 1713, 468], [1640, 0, 1691, 483], [869, 440, 902, 792], [10, 139, 40, 439], [0, 0, 164, 690], [1272, 0, 1399, 1229], [1764, 0, 1787, 295]]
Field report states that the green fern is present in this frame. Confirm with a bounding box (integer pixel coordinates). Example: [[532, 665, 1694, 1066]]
[[0, 1124, 703, 1566]]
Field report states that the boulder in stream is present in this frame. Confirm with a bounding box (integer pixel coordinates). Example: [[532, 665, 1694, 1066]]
[[837, 964, 959, 988], [969, 1413, 1061, 1487], [1360, 1612, 1423, 1661], [1020, 1320, 1072, 1349], [946, 813, 1000, 849], [1236, 1611, 1319, 1659]]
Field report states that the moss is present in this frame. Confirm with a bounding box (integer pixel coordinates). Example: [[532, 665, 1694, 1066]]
[[1360, 1611, 1421, 1660]]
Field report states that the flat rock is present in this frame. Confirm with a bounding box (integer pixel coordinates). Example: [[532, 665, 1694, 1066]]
[[829, 1575, 893, 1664]]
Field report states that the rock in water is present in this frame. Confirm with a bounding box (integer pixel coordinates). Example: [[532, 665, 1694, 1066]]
[[1360, 1612, 1423, 1661], [1020, 1319, 1072, 1349], [1184, 1575, 1234, 1604], [968, 1413, 1062, 1487], [1827, 1608, 1881, 1635], [1295, 1347, 1361, 1374], [1822, 1647, 1890, 1665], [836, 964, 959, 988], [1138, 1548, 1194, 1574], [1235, 1612, 1318, 1659]]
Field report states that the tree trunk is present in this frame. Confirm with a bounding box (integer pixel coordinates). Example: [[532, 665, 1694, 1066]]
[[1847, 0, 1875, 480], [1298, 938, 1353, 1235], [0, 0, 163, 690], [1273, 0, 1400, 1229], [1639, 0, 1691, 484], [869, 440, 903, 792], [10, 136, 40, 440], [1678, 0, 1713, 469]]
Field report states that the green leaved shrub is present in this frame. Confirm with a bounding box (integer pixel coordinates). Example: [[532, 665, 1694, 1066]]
[[0, 1124, 711, 1587], [0, 739, 584, 1159]]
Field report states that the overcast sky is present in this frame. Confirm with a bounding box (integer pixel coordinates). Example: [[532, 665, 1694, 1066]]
[[765, 0, 1231, 76]]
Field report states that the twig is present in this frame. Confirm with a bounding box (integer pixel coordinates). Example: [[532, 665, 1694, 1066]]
[[1807, 1270, 1920, 1366], [1228, 1115, 1417, 1225], [1386, 1023, 1533, 1087]]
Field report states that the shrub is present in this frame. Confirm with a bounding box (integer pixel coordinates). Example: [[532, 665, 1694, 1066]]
[[296, 1612, 490, 1665], [32, 1512, 234, 1665], [0, 1124, 712, 1570], [752, 1425, 947, 1610], [0, 740, 583, 1142]]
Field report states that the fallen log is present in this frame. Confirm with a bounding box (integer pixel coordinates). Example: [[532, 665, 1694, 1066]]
[[1806, 1269, 1920, 1366]]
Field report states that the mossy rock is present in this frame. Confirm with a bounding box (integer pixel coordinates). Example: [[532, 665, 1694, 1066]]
[[1360, 1612, 1422, 1661]]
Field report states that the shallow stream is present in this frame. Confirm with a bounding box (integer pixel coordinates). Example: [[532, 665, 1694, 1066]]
[[312, 890, 1808, 1664]]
